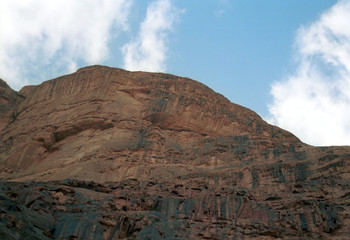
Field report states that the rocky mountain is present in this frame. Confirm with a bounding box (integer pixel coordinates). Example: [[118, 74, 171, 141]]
[[0, 65, 349, 239]]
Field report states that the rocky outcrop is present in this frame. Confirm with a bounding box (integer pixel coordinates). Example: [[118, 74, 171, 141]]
[[0, 65, 349, 239], [0, 79, 24, 131]]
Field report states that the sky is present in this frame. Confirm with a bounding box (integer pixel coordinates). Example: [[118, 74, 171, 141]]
[[1, 0, 350, 146]]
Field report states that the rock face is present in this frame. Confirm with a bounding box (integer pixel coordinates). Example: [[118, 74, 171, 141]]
[[0, 79, 24, 131], [0, 65, 349, 239]]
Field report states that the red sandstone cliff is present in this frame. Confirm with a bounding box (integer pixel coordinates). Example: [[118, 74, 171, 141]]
[[0, 66, 349, 239]]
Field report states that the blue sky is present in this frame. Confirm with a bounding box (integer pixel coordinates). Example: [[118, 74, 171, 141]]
[[1, 0, 350, 146]]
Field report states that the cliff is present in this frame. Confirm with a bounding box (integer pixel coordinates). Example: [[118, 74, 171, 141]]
[[0, 66, 349, 239]]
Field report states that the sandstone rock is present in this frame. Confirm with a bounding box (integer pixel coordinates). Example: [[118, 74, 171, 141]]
[[0, 65, 349, 239], [0, 79, 24, 131]]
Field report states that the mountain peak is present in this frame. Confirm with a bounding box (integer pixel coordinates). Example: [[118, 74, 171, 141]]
[[0, 66, 349, 239]]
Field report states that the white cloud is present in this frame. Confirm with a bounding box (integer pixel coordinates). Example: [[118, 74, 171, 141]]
[[122, 0, 181, 72], [268, 0, 350, 146], [214, 0, 230, 17], [0, 0, 132, 90]]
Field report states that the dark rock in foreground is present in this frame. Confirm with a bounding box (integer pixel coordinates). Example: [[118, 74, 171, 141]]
[[1, 177, 349, 240]]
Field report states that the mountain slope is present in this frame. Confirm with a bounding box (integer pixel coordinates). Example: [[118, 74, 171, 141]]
[[0, 65, 349, 239]]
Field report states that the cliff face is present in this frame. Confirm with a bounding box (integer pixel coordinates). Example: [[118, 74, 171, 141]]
[[0, 79, 24, 131], [0, 66, 349, 239]]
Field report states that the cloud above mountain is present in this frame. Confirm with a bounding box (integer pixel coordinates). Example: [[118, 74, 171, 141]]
[[0, 0, 181, 90], [122, 0, 182, 72], [268, 0, 350, 146], [0, 0, 133, 90]]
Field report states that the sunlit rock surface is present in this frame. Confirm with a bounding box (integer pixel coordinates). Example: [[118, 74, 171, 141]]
[[0, 66, 349, 239]]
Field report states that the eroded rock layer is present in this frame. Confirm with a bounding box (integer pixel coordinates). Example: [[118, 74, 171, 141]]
[[0, 66, 349, 239]]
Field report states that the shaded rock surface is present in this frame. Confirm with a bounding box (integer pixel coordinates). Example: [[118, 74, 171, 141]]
[[0, 65, 349, 239], [0, 79, 24, 131]]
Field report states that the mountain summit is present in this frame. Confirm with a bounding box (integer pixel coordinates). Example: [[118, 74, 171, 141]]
[[0, 66, 349, 239]]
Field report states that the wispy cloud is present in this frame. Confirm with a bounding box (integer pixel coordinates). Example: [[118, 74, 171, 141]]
[[0, 0, 132, 90], [122, 0, 182, 72], [268, 0, 350, 146], [214, 0, 230, 17]]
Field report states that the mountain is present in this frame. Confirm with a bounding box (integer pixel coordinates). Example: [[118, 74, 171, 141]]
[[0, 65, 349, 239]]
